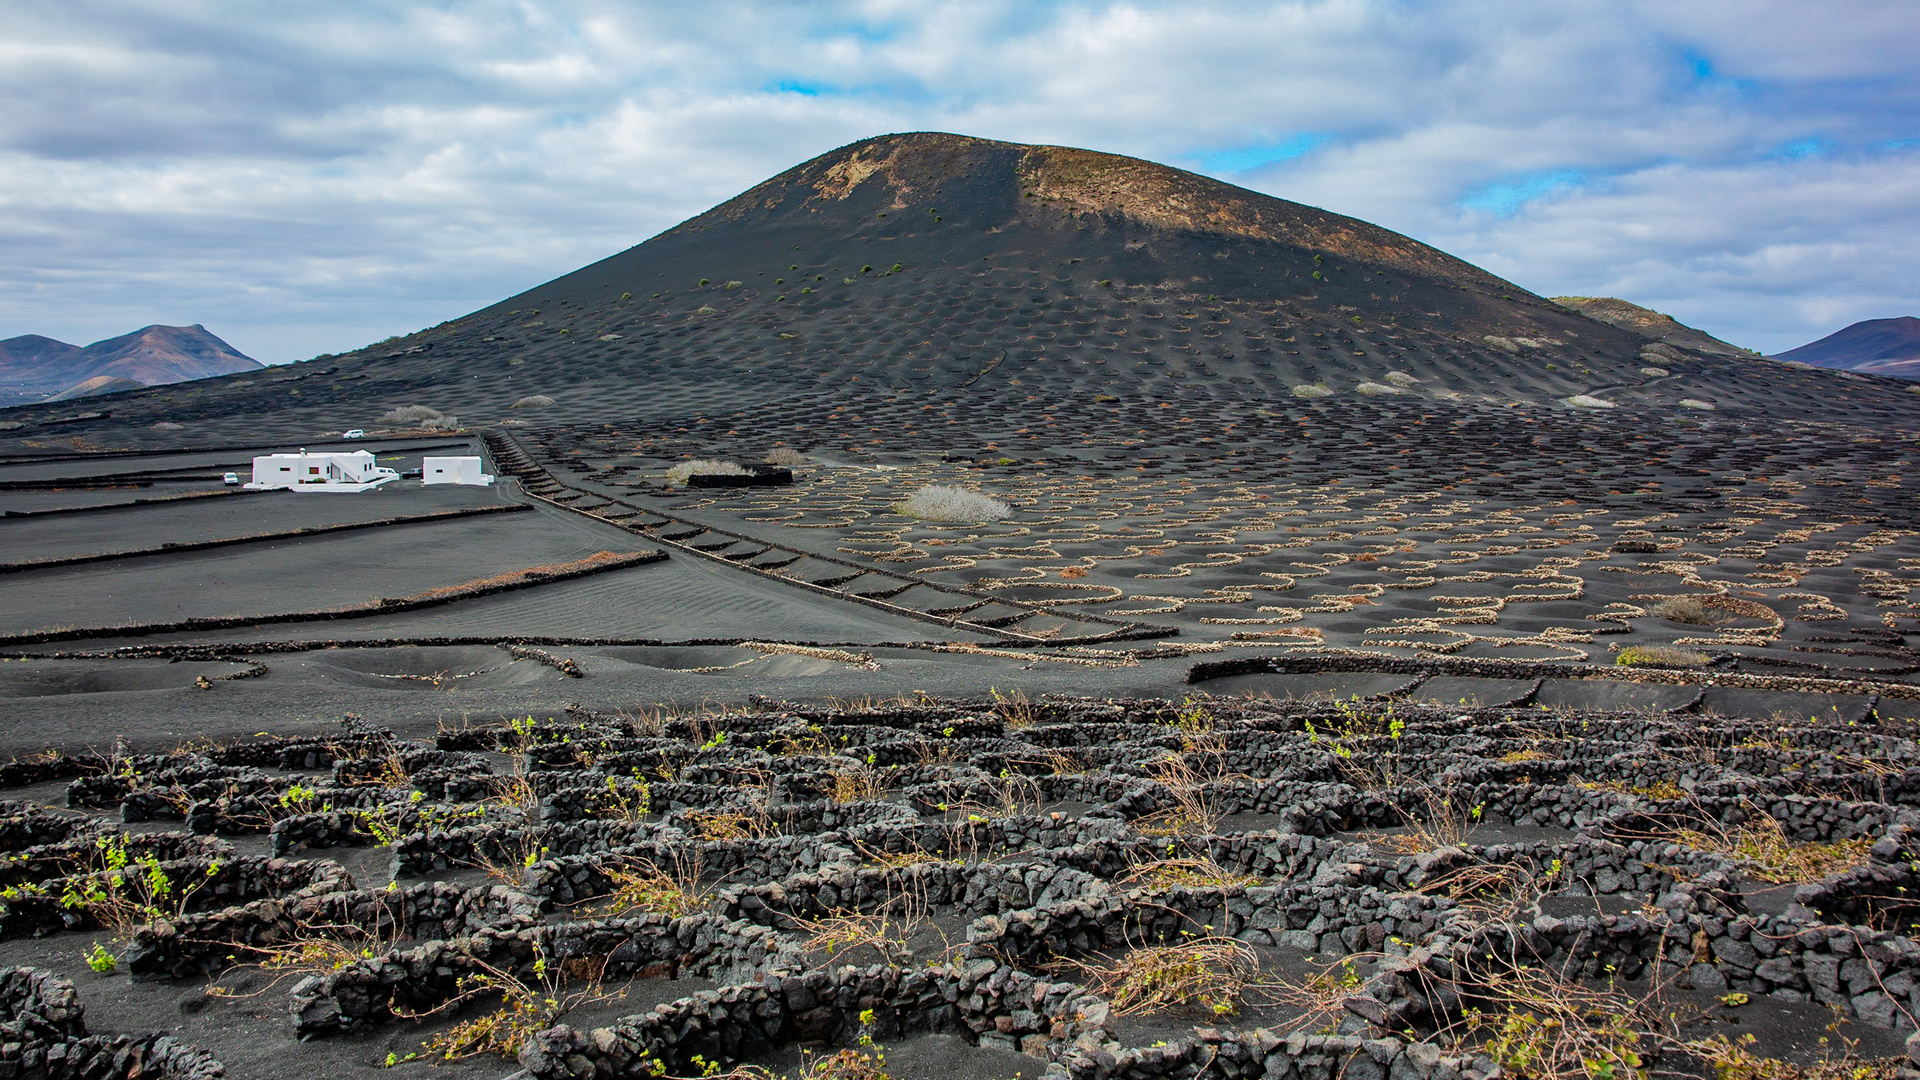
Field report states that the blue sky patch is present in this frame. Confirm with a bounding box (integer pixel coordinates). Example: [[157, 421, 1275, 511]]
[[1193, 135, 1325, 176], [1459, 170, 1586, 217]]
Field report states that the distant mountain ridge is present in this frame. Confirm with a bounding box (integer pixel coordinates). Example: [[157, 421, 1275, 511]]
[[1550, 297, 1752, 358], [1774, 317, 1920, 379], [0, 324, 261, 402]]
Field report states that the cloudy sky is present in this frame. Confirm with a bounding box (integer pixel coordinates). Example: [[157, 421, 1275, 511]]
[[3, 0, 1916, 362]]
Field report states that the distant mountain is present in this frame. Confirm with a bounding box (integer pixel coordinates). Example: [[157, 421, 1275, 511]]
[[1551, 297, 1752, 358], [0, 324, 261, 401], [1774, 317, 1920, 379]]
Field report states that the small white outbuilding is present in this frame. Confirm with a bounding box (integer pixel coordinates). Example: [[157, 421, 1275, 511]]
[[246, 449, 398, 492], [421, 456, 495, 486]]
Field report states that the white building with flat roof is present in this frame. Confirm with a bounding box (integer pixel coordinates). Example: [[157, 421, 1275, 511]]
[[421, 456, 495, 486], [247, 449, 398, 492]]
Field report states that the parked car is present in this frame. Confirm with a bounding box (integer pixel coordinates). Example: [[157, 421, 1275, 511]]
[[222, 472, 240, 485], [342, 429, 366, 439]]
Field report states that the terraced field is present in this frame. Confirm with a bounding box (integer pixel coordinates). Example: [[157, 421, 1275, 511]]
[[4, 696, 1919, 1079]]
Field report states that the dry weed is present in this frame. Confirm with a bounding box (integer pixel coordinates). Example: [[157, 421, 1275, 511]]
[[416, 948, 622, 1060], [1070, 936, 1260, 1017], [830, 762, 886, 805], [1122, 856, 1261, 891], [1651, 596, 1734, 627], [686, 807, 775, 841], [1674, 812, 1871, 884], [991, 687, 1037, 729]]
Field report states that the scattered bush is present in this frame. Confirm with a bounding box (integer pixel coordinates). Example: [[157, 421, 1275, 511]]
[[1382, 371, 1420, 388], [665, 459, 749, 485], [1355, 382, 1402, 396], [1639, 366, 1670, 377], [1650, 595, 1732, 626], [696, 305, 718, 315], [1562, 394, 1616, 409], [1615, 645, 1711, 668], [1483, 335, 1520, 353], [150, 421, 184, 431], [765, 447, 808, 467], [84, 942, 117, 974], [510, 395, 555, 409], [1680, 398, 1716, 410], [891, 485, 1011, 523], [1290, 384, 1333, 398]]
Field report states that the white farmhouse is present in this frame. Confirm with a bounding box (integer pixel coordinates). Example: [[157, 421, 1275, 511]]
[[246, 449, 398, 492], [421, 456, 495, 486]]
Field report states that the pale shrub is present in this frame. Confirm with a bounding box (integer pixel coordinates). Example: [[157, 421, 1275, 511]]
[[420, 415, 460, 431], [1289, 384, 1332, 399], [1355, 382, 1401, 396], [380, 404, 444, 423], [511, 395, 555, 408], [893, 485, 1010, 523], [1640, 366, 1670, 377], [150, 421, 184, 430], [765, 447, 808, 467], [1679, 398, 1715, 410], [1563, 395, 1616, 409], [665, 459, 749, 485], [1382, 371, 1420, 388]]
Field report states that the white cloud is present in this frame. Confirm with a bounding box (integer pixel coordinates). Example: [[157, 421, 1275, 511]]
[[0, 0, 1914, 360]]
